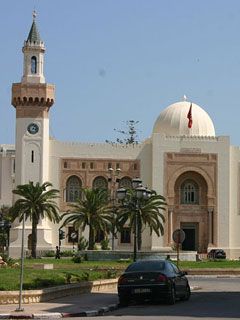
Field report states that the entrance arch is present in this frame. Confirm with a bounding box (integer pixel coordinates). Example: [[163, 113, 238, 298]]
[[168, 170, 211, 253]]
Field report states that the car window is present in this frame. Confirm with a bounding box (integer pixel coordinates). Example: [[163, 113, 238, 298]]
[[126, 260, 165, 272], [169, 262, 180, 274]]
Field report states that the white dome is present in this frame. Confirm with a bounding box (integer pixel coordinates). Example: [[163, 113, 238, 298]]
[[153, 101, 215, 136]]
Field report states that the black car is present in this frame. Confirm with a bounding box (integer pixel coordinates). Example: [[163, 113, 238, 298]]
[[207, 249, 226, 259], [118, 259, 190, 306]]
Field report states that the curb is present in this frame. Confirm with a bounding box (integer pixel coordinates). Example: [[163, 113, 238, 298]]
[[0, 304, 119, 319], [0, 287, 200, 318]]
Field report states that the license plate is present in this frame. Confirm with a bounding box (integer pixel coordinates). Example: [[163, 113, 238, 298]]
[[134, 288, 151, 294]]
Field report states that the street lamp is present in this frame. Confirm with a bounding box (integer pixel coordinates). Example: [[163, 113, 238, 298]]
[[116, 178, 152, 262], [107, 167, 121, 250]]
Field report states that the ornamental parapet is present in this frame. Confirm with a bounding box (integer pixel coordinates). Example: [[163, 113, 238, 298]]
[[11, 83, 55, 108]]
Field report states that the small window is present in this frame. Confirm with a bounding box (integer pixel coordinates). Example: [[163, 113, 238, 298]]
[[66, 176, 82, 202], [119, 177, 132, 189], [180, 180, 199, 204], [116, 163, 120, 169], [93, 176, 108, 190], [120, 228, 131, 243], [31, 150, 34, 163], [90, 162, 94, 169], [64, 161, 67, 168], [82, 162, 86, 169], [134, 163, 138, 170], [108, 163, 112, 169], [31, 56, 37, 74]]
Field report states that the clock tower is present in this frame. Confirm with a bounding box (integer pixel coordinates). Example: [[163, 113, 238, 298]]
[[11, 12, 54, 186]]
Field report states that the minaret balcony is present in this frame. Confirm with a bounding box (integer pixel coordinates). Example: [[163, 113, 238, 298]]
[[11, 83, 55, 108]]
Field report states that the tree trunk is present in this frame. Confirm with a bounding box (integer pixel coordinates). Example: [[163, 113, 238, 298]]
[[31, 218, 38, 258], [88, 225, 95, 250]]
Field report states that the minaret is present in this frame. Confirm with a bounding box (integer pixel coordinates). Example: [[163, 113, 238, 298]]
[[11, 11, 55, 186], [10, 13, 55, 258]]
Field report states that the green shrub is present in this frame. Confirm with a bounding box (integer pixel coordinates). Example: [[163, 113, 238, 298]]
[[61, 250, 74, 257], [23, 277, 64, 289], [1, 256, 18, 267], [80, 271, 90, 281], [64, 272, 81, 284], [105, 268, 117, 279], [100, 239, 110, 250], [78, 236, 88, 251], [42, 250, 55, 257], [72, 255, 83, 263]]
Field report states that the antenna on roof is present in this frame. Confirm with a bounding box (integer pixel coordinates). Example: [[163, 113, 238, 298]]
[[33, 9, 37, 20]]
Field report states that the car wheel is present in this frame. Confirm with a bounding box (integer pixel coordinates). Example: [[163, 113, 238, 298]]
[[167, 285, 176, 305], [119, 296, 129, 307], [180, 284, 191, 301]]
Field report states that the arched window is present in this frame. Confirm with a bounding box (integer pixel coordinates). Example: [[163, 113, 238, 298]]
[[31, 56, 37, 74], [92, 176, 108, 190], [180, 180, 199, 204], [66, 176, 82, 202], [119, 177, 132, 189]]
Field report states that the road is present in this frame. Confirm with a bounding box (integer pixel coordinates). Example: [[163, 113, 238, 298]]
[[67, 276, 240, 320]]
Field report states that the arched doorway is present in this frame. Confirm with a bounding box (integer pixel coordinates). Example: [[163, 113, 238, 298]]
[[172, 171, 208, 253]]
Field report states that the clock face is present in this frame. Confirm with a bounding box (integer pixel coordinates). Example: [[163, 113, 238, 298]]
[[27, 123, 39, 135]]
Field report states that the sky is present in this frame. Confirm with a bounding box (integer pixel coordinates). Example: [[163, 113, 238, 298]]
[[1, 0, 240, 145]]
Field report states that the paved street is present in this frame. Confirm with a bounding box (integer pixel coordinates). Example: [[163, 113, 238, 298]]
[[66, 276, 240, 320], [1, 276, 240, 319]]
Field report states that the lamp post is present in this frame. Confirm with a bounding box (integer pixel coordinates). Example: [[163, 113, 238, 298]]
[[116, 178, 152, 262], [107, 167, 121, 250], [16, 212, 25, 312]]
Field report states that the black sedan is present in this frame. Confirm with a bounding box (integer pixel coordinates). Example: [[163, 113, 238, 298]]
[[207, 249, 226, 259], [118, 259, 190, 306]]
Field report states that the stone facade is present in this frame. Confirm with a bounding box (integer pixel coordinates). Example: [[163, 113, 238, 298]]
[[164, 152, 217, 252]]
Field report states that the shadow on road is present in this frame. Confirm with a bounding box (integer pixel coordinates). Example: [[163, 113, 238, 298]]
[[109, 291, 240, 318], [28, 292, 118, 314]]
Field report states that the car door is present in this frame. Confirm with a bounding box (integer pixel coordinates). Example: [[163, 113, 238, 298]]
[[169, 263, 187, 295]]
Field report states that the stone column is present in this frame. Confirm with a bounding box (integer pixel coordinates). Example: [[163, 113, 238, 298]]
[[208, 208, 213, 245], [168, 210, 173, 245]]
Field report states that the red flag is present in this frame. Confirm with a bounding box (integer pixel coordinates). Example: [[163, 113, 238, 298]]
[[187, 103, 192, 128]]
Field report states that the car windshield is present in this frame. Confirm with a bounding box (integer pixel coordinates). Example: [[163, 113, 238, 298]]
[[126, 260, 165, 272]]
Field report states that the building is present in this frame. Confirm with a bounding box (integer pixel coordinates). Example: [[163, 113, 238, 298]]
[[1, 15, 240, 259]]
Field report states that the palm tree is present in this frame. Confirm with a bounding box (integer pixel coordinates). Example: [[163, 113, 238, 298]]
[[9, 181, 60, 258], [61, 188, 112, 250], [116, 190, 166, 250]]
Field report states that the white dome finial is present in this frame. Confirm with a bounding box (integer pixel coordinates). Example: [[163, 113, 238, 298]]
[[183, 95, 187, 101]]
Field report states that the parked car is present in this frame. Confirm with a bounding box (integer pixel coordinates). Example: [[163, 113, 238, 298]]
[[207, 249, 226, 259], [118, 259, 190, 306]]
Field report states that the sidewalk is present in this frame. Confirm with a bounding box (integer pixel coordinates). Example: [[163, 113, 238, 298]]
[[0, 285, 201, 319], [0, 291, 118, 319]]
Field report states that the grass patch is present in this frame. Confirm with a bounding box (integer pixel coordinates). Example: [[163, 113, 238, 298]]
[[179, 260, 240, 269], [0, 258, 125, 291], [1, 258, 240, 291]]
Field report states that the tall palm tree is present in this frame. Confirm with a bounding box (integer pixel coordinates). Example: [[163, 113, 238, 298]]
[[9, 181, 60, 258], [116, 190, 166, 250], [61, 188, 112, 250]]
